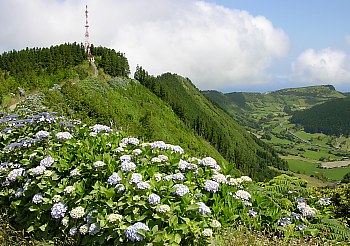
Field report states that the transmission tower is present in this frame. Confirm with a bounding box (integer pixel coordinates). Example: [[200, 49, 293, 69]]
[[84, 5, 92, 59]]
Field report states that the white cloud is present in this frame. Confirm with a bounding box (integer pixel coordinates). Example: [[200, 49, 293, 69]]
[[0, 0, 290, 90], [291, 48, 350, 86]]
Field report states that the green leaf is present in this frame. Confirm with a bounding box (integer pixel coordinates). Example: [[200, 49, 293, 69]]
[[39, 223, 48, 232], [174, 233, 182, 244], [27, 225, 35, 233], [106, 200, 114, 208]]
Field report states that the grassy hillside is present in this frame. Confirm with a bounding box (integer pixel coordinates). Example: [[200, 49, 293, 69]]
[[42, 76, 231, 169], [136, 70, 288, 181]]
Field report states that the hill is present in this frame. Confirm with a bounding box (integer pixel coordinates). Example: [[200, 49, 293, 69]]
[[135, 68, 288, 180], [0, 44, 288, 181], [203, 85, 350, 182], [291, 96, 350, 136]]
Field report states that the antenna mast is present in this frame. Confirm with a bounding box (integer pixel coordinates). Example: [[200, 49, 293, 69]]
[[84, 5, 91, 56]]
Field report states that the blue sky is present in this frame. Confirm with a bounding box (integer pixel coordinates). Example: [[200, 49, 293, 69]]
[[0, 0, 350, 92]]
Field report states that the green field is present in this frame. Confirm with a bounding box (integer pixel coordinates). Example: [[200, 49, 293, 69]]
[[286, 158, 350, 181]]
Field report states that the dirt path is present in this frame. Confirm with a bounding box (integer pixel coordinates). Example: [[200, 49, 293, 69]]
[[91, 61, 98, 77], [8, 99, 24, 111]]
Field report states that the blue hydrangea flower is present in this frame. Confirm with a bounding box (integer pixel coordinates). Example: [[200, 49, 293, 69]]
[[107, 173, 122, 185], [88, 222, 99, 235], [204, 180, 220, 193], [125, 222, 150, 242], [32, 193, 43, 204], [51, 202, 68, 219], [148, 194, 161, 205], [197, 202, 211, 215], [172, 184, 190, 196], [40, 155, 54, 167]]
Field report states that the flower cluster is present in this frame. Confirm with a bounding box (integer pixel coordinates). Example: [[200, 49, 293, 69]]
[[121, 161, 136, 172], [201, 157, 221, 171], [204, 180, 220, 193], [121, 137, 140, 146], [35, 130, 50, 139], [130, 173, 143, 184], [40, 155, 54, 168], [157, 204, 171, 213], [55, 132, 73, 140], [148, 194, 161, 205], [93, 161, 105, 168], [91, 124, 111, 133], [70, 206, 85, 219], [107, 173, 122, 185], [234, 190, 251, 201], [297, 201, 317, 219], [51, 202, 68, 219], [125, 222, 150, 242], [197, 202, 211, 215], [318, 197, 332, 206], [107, 213, 122, 223], [172, 184, 190, 196]]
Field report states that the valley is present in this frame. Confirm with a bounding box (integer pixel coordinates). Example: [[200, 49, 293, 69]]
[[203, 85, 350, 183]]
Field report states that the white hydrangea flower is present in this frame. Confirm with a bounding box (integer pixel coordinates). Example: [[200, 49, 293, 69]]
[[120, 155, 131, 162], [107, 172, 122, 185], [154, 173, 162, 182], [91, 124, 111, 133], [158, 155, 168, 162], [124, 222, 149, 242], [167, 144, 184, 154], [210, 219, 221, 228], [318, 198, 332, 206], [52, 195, 61, 203], [31, 165, 46, 176], [107, 213, 123, 223], [93, 161, 105, 168], [64, 186, 75, 194], [132, 149, 142, 156], [151, 141, 167, 150], [7, 168, 25, 181], [151, 157, 162, 163], [79, 224, 89, 235], [234, 190, 251, 201], [88, 222, 99, 235], [69, 226, 78, 236], [115, 147, 124, 153], [202, 228, 213, 237], [70, 206, 85, 219], [240, 176, 252, 182], [115, 184, 125, 192], [55, 132, 73, 140], [61, 217, 69, 226], [44, 170, 53, 176], [51, 202, 68, 219], [157, 204, 171, 213], [122, 137, 140, 145], [35, 130, 50, 139], [212, 174, 227, 184]]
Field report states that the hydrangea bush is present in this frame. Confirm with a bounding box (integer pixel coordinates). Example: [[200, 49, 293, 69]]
[[0, 96, 348, 244]]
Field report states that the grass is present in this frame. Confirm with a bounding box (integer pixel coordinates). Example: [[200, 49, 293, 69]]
[[286, 158, 350, 181]]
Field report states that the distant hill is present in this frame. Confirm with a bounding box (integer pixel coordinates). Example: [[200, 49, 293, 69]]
[[202, 85, 345, 131], [291, 96, 350, 136]]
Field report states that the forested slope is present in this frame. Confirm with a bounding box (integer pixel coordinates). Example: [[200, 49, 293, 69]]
[[135, 68, 288, 180], [291, 97, 350, 136]]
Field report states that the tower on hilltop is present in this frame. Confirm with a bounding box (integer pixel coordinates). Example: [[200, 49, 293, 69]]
[[84, 5, 94, 62]]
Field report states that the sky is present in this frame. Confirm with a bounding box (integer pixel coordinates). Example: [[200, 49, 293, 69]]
[[0, 0, 350, 92]]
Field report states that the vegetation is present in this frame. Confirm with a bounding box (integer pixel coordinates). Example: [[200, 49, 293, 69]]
[[0, 96, 349, 245], [291, 97, 350, 136], [135, 66, 288, 181], [203, 85, 350, 182]]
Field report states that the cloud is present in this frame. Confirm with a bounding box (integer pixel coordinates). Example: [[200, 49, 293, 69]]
[[0, 0, 290, 90], [291, 48, 350, 86]]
